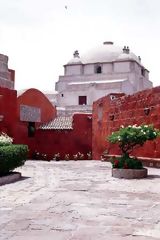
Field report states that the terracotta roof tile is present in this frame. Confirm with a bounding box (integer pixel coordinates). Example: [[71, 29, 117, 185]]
[[39, 116, 73, 130]]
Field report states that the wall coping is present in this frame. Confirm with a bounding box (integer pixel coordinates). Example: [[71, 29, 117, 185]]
[[102, 154, 160, 168]]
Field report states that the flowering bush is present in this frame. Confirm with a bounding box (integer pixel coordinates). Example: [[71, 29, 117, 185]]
[[111, 155, 143, 169], [73, 153, 78, 160], [0, 132, 13, 146], [32, 150, 41, 160], [87, 151, 92, 160], [41, 153, 48, 161], [73, 152, 84, 160], [53, 153, 61, 161], [108, 124, 160, 169], [64, 154, 70, 161]]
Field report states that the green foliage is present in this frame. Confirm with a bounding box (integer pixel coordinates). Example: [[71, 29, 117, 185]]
[[108, 124, 160, 169], [108, 124, 159, 155], [111, 154, 143, 169], [0, 144, 28, 176]]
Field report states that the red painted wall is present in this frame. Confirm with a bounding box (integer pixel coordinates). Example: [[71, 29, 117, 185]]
[[34, 113, 92, 159], [15, 88, 57, 155], [17, 88, 56, 124], [92, 87, 160, 160], [0, 87, 17, 137]]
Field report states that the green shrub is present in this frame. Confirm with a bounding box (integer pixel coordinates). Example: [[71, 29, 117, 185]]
[[111, 155, 143, 169], [0, 144, 28, 176], [108, 124, 160, 169]]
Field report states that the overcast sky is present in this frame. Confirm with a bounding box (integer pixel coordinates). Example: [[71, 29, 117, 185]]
[[0, 0, 160, 92]]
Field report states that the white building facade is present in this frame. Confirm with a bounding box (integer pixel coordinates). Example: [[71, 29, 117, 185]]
[[55, 41, 152, 115]]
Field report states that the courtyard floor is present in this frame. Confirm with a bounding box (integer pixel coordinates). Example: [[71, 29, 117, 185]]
[[1, 161, 160, 240]]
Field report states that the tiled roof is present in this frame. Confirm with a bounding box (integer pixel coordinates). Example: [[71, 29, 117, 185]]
[[39, 116, 73, 130]]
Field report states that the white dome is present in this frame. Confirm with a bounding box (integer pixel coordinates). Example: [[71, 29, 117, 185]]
[[67, 57, 82, 65], [117, 52, 140, 62], [67, 50, 82, 65], [67, 42, 141, 65]]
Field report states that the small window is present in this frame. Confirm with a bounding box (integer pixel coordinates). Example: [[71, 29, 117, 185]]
[[79, 96, 87, 105], [141, 68, 145, 76], [95, 65, 102, 74], [28, 122, 35, 137]]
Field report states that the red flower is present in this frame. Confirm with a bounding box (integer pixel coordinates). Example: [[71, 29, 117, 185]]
[[123, 163, 128, 169], [114, 159, 119, 167]]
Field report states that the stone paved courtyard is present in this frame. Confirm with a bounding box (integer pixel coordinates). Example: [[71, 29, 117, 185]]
[[1, 161, 160, 240]]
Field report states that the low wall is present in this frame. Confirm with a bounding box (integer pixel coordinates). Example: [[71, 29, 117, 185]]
[[34, 114, 92, 160]]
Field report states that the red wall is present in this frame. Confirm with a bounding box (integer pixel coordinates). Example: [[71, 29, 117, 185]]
[[17, 88, 56, 124], [34, 113, 92, 159], [93, 87, 160, 160], [15, 88, 57, 155], [0, 87, 17, 137]]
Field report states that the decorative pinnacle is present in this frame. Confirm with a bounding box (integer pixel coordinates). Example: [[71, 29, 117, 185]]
[[73, 50, 80, 58]]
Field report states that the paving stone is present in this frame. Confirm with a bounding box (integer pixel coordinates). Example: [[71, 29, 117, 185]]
[[1, 160, 160, 240]]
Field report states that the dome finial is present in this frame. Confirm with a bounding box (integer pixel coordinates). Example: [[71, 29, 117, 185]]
[[103, 41, 113, 45], [73, 50, 80, 58], [123, 46, 130, 54]]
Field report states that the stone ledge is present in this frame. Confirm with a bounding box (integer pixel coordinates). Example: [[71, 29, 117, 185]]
[[112, 168, 148, 179], [102, 154, 160, 168], [0, 172, 21, 186]]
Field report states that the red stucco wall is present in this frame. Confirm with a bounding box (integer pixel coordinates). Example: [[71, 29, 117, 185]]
[[34, 113, 92, 160], [15, 88, 57, 155], [17, 88, 56, 123], [92, 87, 160, 160], [0, 87, 17, 137]]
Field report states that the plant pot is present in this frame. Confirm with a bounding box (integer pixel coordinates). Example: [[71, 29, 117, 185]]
[[112, 168, 148, 179]]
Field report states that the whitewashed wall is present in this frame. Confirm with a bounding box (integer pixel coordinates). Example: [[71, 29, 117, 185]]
[[65, 65, 82, 75]]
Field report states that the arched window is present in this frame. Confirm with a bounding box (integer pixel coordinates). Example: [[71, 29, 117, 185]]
[[28, 122, 35, 137], [95, 65, 102, 74]]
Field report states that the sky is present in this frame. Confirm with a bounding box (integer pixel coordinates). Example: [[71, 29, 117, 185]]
[[0, 0, 160, 92]]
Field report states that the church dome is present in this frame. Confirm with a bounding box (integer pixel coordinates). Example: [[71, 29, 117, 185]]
[[117, 51, 140, 62], [67, 42, 141, 65], [67, 57, 82, 64]]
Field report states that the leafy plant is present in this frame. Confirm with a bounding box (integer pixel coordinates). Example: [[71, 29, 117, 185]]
[[41, 153, 48, 161], [73, 152, 84, 160], [53, 153, 61, 161], [0, 144, 28, 176], [87, 151, 92, 160], [0, 132, 13, 146], [108, 124, 160, 169], [73, 153, 78, 160], [32, 150, 41, 160], [64, 154, 70, 161], [111, 155, 143, 169]]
